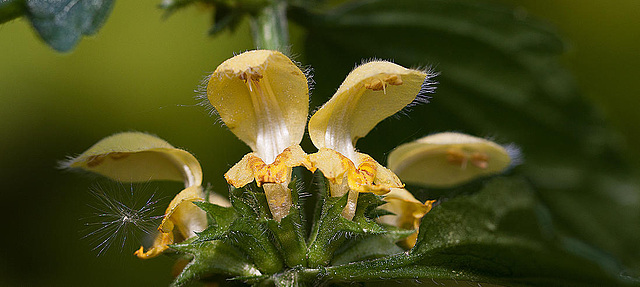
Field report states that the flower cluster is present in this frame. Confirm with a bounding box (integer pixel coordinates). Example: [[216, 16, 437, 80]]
[[64, 50, 516, 260]]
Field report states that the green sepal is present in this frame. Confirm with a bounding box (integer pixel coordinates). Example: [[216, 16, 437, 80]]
[[265, 179, 308, 267], [351, 193, 387, 232], [227, 217, 284, 274], [193, 201, 238, 227], [169, 240, 262, 287], [306, 182, 386, 267], [227, 188, 284, 274], [196, 188, 285, 275], [193, 201, 238, 241], [229, 187, 271, 219]]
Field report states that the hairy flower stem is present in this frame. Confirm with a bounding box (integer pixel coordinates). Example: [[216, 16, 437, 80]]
[[249, 0, 289, 51]]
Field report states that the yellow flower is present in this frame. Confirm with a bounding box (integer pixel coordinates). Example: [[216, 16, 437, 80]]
[[388, 132, 518, 188], [205, 50, 311, 222], [61, 132, 227, 259], [307, 60, 436, 219], [378, 188, 435, 248]]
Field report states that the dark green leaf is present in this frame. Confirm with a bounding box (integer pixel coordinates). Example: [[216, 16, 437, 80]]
[[170, 241, 261, 287], [331, 234, 404, 266], [296, 0, 640, 271], [25, 0, 115, 52], [319, 177, 632, 286], [0, 0, 26, 23], [208, 4, 243, 36]]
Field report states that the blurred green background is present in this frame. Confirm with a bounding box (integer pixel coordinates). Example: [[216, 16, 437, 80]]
[[0, 0, 638, 286]]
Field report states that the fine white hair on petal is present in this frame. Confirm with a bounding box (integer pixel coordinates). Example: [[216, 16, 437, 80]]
[[482, 133, 524, 169], [195, 72, 226, 127], [392, 66, 438, 119], [407, 67, 439, 109], [288, 53, 315, 123], [356, 59, 439, 119], [505, 142, 524, 168]]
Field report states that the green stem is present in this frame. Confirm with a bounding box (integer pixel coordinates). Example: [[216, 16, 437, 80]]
[[250, 0, 289, 51]]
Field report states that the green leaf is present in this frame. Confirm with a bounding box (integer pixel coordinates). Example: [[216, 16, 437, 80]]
[[295, 0, 640, 270], [331, 234, 404, 266], [25, 0, 115, 52], [159, 0, 200, 17], [0, 0, 26, 23], [169, 241, 262, 287], [411, 177, 626, 286], [318, 177, 632, 286], [208, 4, 243, 36]]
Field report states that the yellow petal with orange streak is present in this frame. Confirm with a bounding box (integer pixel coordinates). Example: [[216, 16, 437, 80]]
[[62, 132, 202, 187], [388, 132, 515, 188]]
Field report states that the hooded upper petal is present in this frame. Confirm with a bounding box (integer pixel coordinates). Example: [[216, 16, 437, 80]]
[[62, 132, 202, 187], [308, 61, 431, 162], [388, 132, 518, 187], [206, 50, 309, 164]]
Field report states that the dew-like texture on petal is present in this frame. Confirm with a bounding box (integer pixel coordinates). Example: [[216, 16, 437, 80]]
[[388, 132, 512, 188], [62, 132, 202, 187], [309, 61, 427, 161], [207, 50, 309, 163], [378, 188, 433, 248], [136, 185, 206, 259]]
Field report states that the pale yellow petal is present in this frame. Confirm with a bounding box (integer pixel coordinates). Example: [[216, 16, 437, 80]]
[[135, 186, 207, 259], [134, 232, 172, 259], [308, 149, 402, 195], [62, 132, 202, 187], [357, 153, 403, 195], [309, 61, 429, 161], [307, 148, 349, 184], [208, 191, 232, 208], [225, 152, 260, 188], [159, 185, 207, 237], [388, 132, 515, 188], [264, 183, 292, 222], [207, 50, 309, 164], [378, 188, 434, 248], [225, 145, 311, 188]]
